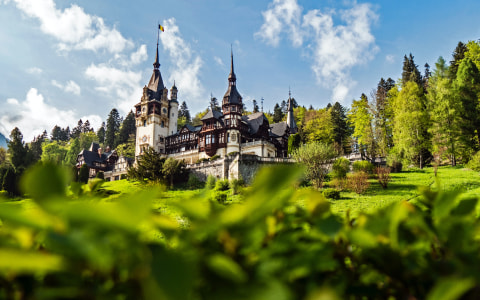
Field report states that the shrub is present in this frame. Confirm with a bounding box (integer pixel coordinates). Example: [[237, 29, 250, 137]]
[[197, 158, 209, 163], [352, 160, 374, 174], [467, 151, 480, 171], [95, 171, 104, 180], [215, 179, 230, 191], [210, 154, 221, 161], [227, 151, 239, 157], [120, 174, 127, 180], [331, 178, 348, 191], [213, 190, 229, 204], [347, 171, 370, 194], [187, 173, 204, 189], [331, 157, 350, 179], [292, 142, 336, 189], [323, 188, 340, 200], [376, 167, 391, 189], [230, 178, 244, 195], [205, 175, 216, 190]]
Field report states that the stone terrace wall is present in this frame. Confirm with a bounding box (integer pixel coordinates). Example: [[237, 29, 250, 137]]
[[186, 154, 294, 183]]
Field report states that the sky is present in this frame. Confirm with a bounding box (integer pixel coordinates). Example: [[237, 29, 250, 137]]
[[1, 0, 480, 142]]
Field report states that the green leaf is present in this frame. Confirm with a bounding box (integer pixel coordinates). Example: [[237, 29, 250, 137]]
[[427, 277, 475, 300], [0, 248, 65, 274], [0, 203, 59, 230], [207, 254, 248, 283], [20, 162, 70, 203]]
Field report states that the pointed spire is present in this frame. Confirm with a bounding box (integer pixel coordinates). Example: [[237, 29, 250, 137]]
[[286, 88, 297, 133], [228, 45, 236, 84], [153, 25, 160, 69]]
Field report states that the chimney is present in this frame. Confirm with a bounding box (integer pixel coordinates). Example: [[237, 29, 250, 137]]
[[98, 148, 103, 157]]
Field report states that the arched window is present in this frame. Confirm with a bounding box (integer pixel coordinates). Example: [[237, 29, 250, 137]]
[[143, 120, 146, 127], [227, 133, 230, 143], [161, 121, 165, 128]]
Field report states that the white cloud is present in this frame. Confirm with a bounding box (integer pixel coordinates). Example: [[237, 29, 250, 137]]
[[160, 18, 205, 110], [130, 44, 148, 65], [51, 79, 81, 95], [0, 88, 101, 141], [214, 56, 224, 67], [386, 54, 395, 63], [255, 0, 303, 47], [257, 1, 378, 102], [12, 0, 132, 53], [26, 67, 43, 74], [85, 64, 142, 114]]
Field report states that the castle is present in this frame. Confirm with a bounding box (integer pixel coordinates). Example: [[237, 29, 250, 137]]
[[134, 41, 297, 164]]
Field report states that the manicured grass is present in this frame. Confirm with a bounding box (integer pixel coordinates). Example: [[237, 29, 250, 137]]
[[325, 166, 480, 218]]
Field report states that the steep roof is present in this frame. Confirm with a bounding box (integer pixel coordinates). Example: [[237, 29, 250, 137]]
[[201, 108, 223, 120], [242, 112, 269, 135], [270, 122, 288, 137], [146, 41, 165, 100], [222, 50, 242, 105]]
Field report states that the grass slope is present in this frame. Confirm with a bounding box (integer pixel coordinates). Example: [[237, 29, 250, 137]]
[[327, 166, 480, 218]]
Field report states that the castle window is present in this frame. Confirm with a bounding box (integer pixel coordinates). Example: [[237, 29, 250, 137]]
[[143, 120, 146, 127], [161, 121, 165, 128], [232, 106, 236, 112], [232, 133, 237, 142], [227, 133, 230, 143], [212, 135, 215, 143], [206, 134, 211, 145]]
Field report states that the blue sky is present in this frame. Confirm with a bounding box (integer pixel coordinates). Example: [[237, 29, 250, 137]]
[[1, 0, 480, 141]]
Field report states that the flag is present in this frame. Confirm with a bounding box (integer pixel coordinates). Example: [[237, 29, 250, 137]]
[[159, 24, 164, 32]]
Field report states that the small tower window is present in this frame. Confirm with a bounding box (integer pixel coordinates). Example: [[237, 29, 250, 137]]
[[143, 120, 147, 127], [161, 121, 165, 128], [227, 133, 230, 143]]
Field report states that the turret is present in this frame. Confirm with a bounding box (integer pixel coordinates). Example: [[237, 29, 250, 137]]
[[168, 82, 179, 135], [286, 89, 297, 133]]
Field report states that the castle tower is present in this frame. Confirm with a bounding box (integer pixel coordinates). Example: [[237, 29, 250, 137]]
[[222, 49, 243, 154], [134, 31, 176, 157], [286, 89, 298, 133], [168, 82, 179, 135]]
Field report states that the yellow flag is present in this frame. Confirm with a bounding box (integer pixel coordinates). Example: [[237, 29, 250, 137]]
[[159, 25, 164, 32]]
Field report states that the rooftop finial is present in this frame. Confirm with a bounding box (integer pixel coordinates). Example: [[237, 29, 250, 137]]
[[153, 24, 161, 69], [261, 97, 264, 113]]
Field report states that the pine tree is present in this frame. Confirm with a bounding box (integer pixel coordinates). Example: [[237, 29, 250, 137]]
[[2, 167, 17, 196], [454, 57, 480, 157], [117, 111, 136, 146], [210, 97, 220, 111], [71, 119, 83, 139], [273, 103, 284, 123], [97, 122, 106, 145], [51, 125, 62, 141], [105, 108, 121, 149], [82, 120, 93, 133], [252, 99, 259, 113], [348, 94, 376, 159], [402, 54, 423, 87], [8, 127, 27, 170], [449, 41, 468, 79], [374, 78, 395, 156], [179, 101, 192, 124], [330, 102, 350, 154]]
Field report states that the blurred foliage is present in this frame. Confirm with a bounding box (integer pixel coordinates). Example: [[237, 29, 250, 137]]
[[0, 162, 480, 299]]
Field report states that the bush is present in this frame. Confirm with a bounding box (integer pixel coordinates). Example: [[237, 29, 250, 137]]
[[187, 173, 204, 189], [210, 154, 221, 161], [120, 174, 127, 180], [227, 151, 239, 157], [213, 190, 229, 204], [376, 167, 391, 189], [292, 142, 336, 189], [95, 171, 104, 180], [467, 151, 480, 171], [331, 157, 350, 179], [230, 178, 244, 195], [205, 175, 216, 190], [331, 178, 348, 191], [215, 179, 230, 191], [352, 160, 374, 174], [323, 188, 340, 200], [347, 171, 370, 194], [197, 158, 209, 163]]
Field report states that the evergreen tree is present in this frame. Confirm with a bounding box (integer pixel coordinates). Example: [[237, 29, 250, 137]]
[[252, 99, 259, 113], [127, 147, 165, 182], [117, 111, 136, 146], [71, 119, 83, 139], [78, 164, 89, 184], [65, 138, 81, 166], [428, 57, 462, 166], [402, 54, 423, 87], [82, 120, 93, 133], [210, 97, 220, 111], [454, 57, 480, 157], [105, 108, 121, 149], [374, 78, 395, 156], [330, 102, 350, 154], [280, 100, 287, 115], [51, 125, 62, 141], [449, 41, 468, 79], [179, 101, 192, 123], [273, 103, 284, 123], [8, 127, 27, 170], [29, 133, 45, 162], [2, 167, 17, 196], [97, 122, 106, 145]]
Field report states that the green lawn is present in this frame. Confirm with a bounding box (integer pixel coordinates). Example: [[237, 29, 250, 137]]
[[325, 166, 480, 218]]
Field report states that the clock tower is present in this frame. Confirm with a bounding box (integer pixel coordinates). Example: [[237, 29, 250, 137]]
[[134, 32, 178, 158]]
